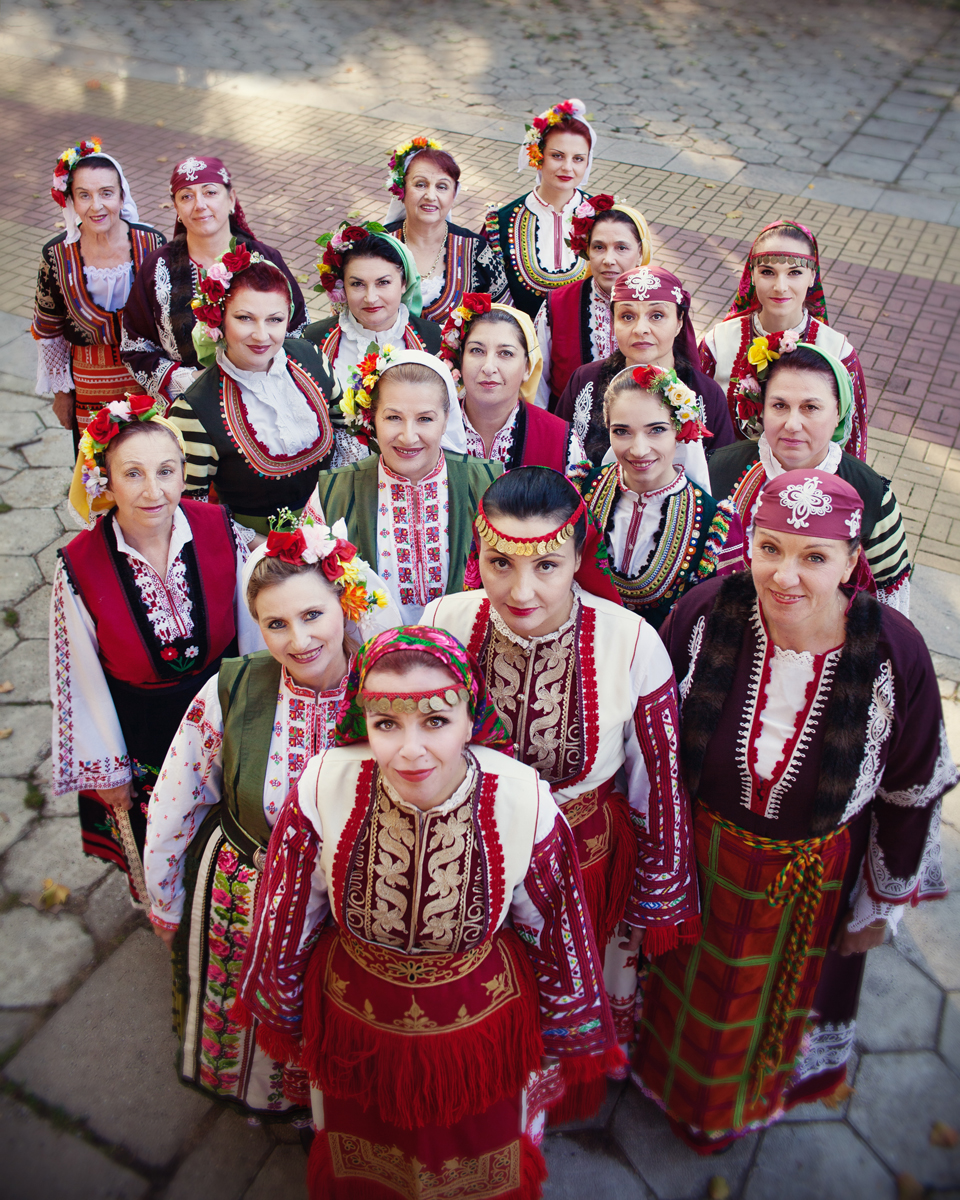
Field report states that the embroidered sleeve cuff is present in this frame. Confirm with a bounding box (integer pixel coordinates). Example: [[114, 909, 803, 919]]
[[56, 764, 133, 796], [149, 912, 179, 932]]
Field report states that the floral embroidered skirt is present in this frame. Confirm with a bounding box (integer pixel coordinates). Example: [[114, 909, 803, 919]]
[[172, 820, 309, 1120]]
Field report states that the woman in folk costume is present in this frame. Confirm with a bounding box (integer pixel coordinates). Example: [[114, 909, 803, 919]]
[[533, 194, 651, 409], [422, 467, 701, 1117], [120, 154, 307, 408], [439, 293, 588, 478], [50, 400, 260, 906], [145, 516, 399, 1119], [33, 138, 165, 449], [709, 344, 911, 612], [699, 219, 869, 460], [302, 349, 500, 623], [484, 99, 597, 321], [557, 267, 735, 466], [583, 366, 745, 629], [167, 249, 335, 536], [382, 136, 512, 322], [635, 470, 955, 1154], [234, 626, 619, 1198]]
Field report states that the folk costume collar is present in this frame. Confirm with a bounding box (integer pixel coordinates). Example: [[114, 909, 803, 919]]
[[757, 431, 842, 481], [216, 345, 320, 458]]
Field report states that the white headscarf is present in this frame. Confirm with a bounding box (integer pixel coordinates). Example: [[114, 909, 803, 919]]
[[381, 348, 467, 455], [63, 152, 140, 245], [517, 98, 597, 192]]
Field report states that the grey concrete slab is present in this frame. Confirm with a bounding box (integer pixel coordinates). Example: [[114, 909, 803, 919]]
[[940, 990, 960, 1075], [861, 116, 942, 142], [0, 703, 52, 776], [594, 137, 681, 171], [0, 1094, 149, 1200], [0, 1009, 36, 1054], [84, 869, 143, 944], [36, 532, 75, 583], [0, 622, 17, 657], [0, 776, 37, 855], [0, 312, 32, 348], [895, 821, 960, 991], [911, 565, 960, 661], [611, 1087, 756, 1199], [162, 1110, 273, 1200], [0, 466, 71, 509], [0, 411, 44, 449], [543, 1132, 653, 1199], [0, 388, 44, 414], [848, 1051, 960, 1186], [1, 813, 109, 894], [13, 582, 51, 640], [734, 165, 815, 195], [0, 639, 50, 703], [872, 191, 960, 223], [242, 1145, 308, 1200], [0, 508, 63, 556], [0, 554, 42, 607], [843, 134, 920, 163], [5, 929, 212, 1167], [0, 330, 41, 384], [664, 151, 745, 184], [0, 907, 93, 1005], [744, 1122, 894, 1200], [782, 1051, 859, 1124], [857, 943, 943, 1052], [875, 102, 944, 128], [20, 426, 74, 469], [827, 153, 904, 183]]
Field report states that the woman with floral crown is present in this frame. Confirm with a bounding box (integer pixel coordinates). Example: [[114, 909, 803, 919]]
[[32, 138, 165, 449], [699, 219, 869, 460], [167, 250, 336, 536], [234, 625, 619, 1197], [709, 344, 911, 612], [422, 466, 701, 1121], [439, 293, 587, 477], [484, 99, 597, 321], [382, 136, 512, 323], [532, 195, 651, 409], [49, 399, 261, 907], [302, 349, 500, 622], [121, 155, 307, 409], [635, 470, 954, 1154], [145, 516, 399, 1120], [557, 266, 735, 467], [583, 365, 745, 629]]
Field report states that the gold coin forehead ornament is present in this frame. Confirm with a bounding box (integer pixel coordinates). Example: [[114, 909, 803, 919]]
[[362, 687, 471, 714]]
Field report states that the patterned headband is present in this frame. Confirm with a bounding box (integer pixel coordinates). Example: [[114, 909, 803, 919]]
[[361, 686, 472, 714], [749, 252, 816, 270], [474, 494, 586, 556], [385, 136, 444, 201]]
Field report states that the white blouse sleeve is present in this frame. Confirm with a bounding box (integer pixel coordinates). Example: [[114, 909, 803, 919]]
[[533, 299, 552, 410], [49, 561, 132, 795], [622, 622, 677, 810], [231, 525, 266, 655], [144, 673, 225, 926], [36, 336, 74, 395]]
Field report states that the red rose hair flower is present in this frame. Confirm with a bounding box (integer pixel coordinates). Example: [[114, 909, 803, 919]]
[[86, 410, 119, 446], [221, 244, 251, 273], [461, 293, 492, 315], [321, 538, 359, 582], [264, 529, 307, 564], [127, 394, 156, 418]]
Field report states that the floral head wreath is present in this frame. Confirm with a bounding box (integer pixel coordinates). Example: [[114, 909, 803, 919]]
[[731, 328, 801, 439], [50, 137, 102, 207], [263, 510, 389, 624], [190, 239, 292, 366], [338, 340, 398, 443], [385, 136, 444, 202], [438, 292, 492, 381], [628, 365, 710, 444], [78, 396, 171, 498], [566, 194, 615, 258], [520, 98, 586, 170], [314, 219, 389, 306]]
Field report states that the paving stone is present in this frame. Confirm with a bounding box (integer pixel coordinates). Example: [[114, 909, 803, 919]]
[[0, 507, 63, 555], [857, 943, 943, 1052], [0, 388, 44, 413], [828, 152, 904, 183], [744, 1122, 894, 1200], [0, 465, 71, 509], [20, 426, 74, 469], [242, 1144, 309, 1200], [36, 531, 75, 583], [543, 1131, 653, 1199], [5, 929, 212, 1167], [0, 702, 52, 775], [0, 622, 18, 657], [0, 1009, 36, 1054], [0, 553, 42, 606], [940, 991, 960, 1075], [0, 410, 44, 448], [610, 1086, 756, 1199], [895, 821, 960, 991], [0, 639, 50, 703], [13, 582, 51, 640], [0, 776, 37, 855], [33, 754, 77, 817], [0, 907, 94, 1005], [1, 813, 109, 896], [162, 1109, 272, 1200], [848, 1051, 960, 1186], [84, 868, 144, 944], [910, 565, 960, 660], [0, 1093, 149, 1200]]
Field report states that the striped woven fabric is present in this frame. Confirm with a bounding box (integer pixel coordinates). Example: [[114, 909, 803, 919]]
[[635, 805, 851, 1142], [72, 343, 143, 435]]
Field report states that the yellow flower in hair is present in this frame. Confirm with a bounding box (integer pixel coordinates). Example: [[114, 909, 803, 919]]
[[547, 110, 562, 126], [339, 557, 361, 584], [356, 388, 372, 410], [318, 262, 332, 276], [341, 390, 358, 418], [372, 589, 388, 609], [747, 336, 780, 368], [340, 581, 371, 622]]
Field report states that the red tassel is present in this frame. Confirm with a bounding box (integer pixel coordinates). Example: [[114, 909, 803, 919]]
[[516, 1133, 548, 1199], [229, 993, 303, 1065], [547, 1047, 628, 1125], [678, 915, 703, 945], [644, 915, 703, 958], [228, 993, 253, 1029]]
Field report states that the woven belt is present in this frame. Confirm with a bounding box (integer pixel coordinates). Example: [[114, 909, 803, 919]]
[[221, 806, 268, 872]]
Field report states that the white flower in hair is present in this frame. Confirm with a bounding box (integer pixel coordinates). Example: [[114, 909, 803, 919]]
[[779, 477, 833, 529], [106, 399, 132, 421]]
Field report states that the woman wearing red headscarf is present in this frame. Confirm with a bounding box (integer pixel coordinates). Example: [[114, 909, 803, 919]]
[[699, 219, 869, 460], [635, 470, 954, 1154], [120, 155, 307, 409]]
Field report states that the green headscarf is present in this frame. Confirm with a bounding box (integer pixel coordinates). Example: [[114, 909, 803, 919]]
[[796, 343, 854, 445], [388, 235, 424, 318]]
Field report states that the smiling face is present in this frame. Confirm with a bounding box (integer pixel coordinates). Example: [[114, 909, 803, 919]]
[[588, 217, 643, 294], [614, 299, 683, 370], [752, 526, 857, 638], [363, 662, 472, 810], [540, 129, 591, 197], [751, 237, 815, 330], [172, 181, 236, 240], [461, 319, 529, 413], [343, 255, 405, 332], [478, 513, 581, 639], [71, 165, 124, 237], [253, 570, 348, 693], [404, 158, 457, 228], [373, 375, 447, 482], [763, 367, 839, 470], [606, 388, 678, 495], [103, 426, 185, 536], [222, 286, 289, 372]]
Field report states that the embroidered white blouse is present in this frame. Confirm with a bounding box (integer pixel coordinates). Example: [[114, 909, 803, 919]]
[[144, 666, 345, 926], [462, 402, 588, 475], [50, 507, 263, 796], [609, 465, 688, 576], [533, 277, 614, 409], [525, 188, 584, 275], [216, 345, 321, 457]]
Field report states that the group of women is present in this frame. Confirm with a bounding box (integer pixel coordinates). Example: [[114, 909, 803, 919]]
[[39, 98, 954, 1199]]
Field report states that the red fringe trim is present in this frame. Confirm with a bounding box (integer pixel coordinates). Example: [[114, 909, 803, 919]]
[[579, 794, 638, 947], [301, 934, 544, 1130], [643, 915, 703, 958], [308, 1129, 547, 1200], [547, 1047, 628, 1126], [228, 994, 303, 1065]]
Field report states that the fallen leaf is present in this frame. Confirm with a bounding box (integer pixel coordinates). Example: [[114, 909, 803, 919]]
[[177, 143, 187, 149], [0, 729, 12, 739], [725, 210, 743, 219], [31, 193, 40, 198], [296, 274, 310, 283], [0, 681, 13, 693], [896, 1173, 924, 1200], [930, 1120, 959, 1148], [0, 812, 8, 824], [158, 202, 172, 209], [707, 1177, 730, 1200], [703, 182, 716, 188], [821, 1081, 855, 1109], [41, 878, 70, 908], [25, 146, 34, 152], [85, 79, 102, 90], [808, 183, 816, 189], [156, 156, 168, 163], [13, 172, 25, 179], [155, 119, 165, 127], [347, 209, 362, 219]]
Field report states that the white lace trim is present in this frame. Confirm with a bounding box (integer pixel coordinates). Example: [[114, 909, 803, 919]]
[[36, 335, 74, 394], [83, 261, 134, 312], [571, 380, 594, 447], [866, 801, 947, 904], [878, 721, 958, 807], [791, 1021, 855, 1085], [840, 659, 896, 825], [879, 576, 910, 616], [154, 256, 182, 362], [679, 616, 705, 703]]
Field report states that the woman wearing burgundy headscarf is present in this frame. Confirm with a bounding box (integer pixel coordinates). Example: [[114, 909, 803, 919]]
[[556, 266, 735, 467], [120, 155, 307, 408]]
